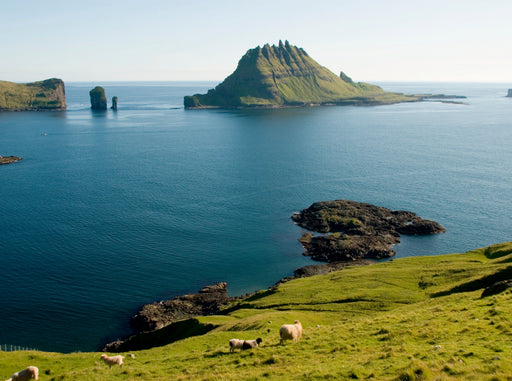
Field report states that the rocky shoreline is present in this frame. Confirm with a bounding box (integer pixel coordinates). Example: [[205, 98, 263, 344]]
[[0, 156, 22, 165], [103, 200, 444, 352]]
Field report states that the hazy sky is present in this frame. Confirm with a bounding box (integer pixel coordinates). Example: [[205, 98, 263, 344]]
[[2, 0, 511, 82]]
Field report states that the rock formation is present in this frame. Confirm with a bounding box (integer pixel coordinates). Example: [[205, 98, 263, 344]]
[[89, 86, 107, 110], [0, 78, 66, 111], [111, 96, 118, 110], [184, 41, 420, 109], [507, 89, 512, 97], [0, 156, 22, 165], [130, 282, 231, 333], [292, 200, 445, 262]]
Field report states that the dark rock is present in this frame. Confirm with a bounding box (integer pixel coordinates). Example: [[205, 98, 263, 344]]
[[507, 89, 512, 98], [292, 200, 444, 262], [0, 156, 22, 165], [481, 279, 512, 297], [111, 96, 118, 110], [130, 282, 231, 333], [89, 86, 107, 110]]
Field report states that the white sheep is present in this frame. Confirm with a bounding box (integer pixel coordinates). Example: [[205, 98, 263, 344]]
[[100, 354, 124, 368], [229, 337, 262, 352], [279, 320, 303, 344], [6, 366, 39, 381]]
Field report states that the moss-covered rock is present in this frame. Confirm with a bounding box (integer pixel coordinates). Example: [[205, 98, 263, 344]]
[[184, 41, 420, 109], [0, 78, 66, 111]]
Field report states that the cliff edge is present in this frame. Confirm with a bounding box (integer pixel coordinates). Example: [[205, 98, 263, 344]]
[[0, 78, 66, 111], [184, 41, 419, 109]]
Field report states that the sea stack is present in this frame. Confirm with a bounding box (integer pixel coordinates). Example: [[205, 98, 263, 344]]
[[89, 86, 107, 110], [507, 89, 512, 97], [111, 96, 118, 110]]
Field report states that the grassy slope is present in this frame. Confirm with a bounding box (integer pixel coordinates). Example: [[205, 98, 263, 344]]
[[0, 79, 65, 110], [2, 242, 512, 380]]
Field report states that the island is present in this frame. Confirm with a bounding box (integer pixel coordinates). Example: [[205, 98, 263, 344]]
[[185, 41, 436, 109], [0, 156, 22, 165], [0, 78, 66, 111], [292, 199, 445, 262]]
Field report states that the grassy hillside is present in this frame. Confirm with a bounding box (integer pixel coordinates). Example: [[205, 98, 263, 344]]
[[0, 78, 66, 111], [2, 242, 512, 380], [184, 41, 419, 109]]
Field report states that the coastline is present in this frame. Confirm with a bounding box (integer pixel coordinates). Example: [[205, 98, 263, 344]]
[[104, 199, 444, 352]]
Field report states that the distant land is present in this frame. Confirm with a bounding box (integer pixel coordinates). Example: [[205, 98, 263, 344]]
[[184, 41, 444, 109], [0, 78, 66, 111], [0, 156, 22, 165]]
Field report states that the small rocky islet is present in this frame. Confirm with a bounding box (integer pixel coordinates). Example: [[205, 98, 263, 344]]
[[292, 199, 445, 262], [0, 156, 22, 165]]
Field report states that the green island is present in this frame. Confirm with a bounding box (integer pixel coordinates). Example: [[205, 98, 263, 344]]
[[184, 41, 451, 109], [0, 78, 66, 111], [2, 241, 512, 380]]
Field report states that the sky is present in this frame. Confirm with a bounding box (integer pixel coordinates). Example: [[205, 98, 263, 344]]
[[2, 0, 511, 83]]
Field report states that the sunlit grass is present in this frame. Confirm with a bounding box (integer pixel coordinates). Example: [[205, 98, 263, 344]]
[[2, 242, 512, 380]]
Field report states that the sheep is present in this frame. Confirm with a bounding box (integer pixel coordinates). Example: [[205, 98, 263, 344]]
[[279, 320, 302, 344], [100, 354, 124, 368], [229, 338, 262, 352], [6, 366, 39, 381]]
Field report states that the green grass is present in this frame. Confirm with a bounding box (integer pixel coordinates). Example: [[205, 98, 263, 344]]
[[2, 242, 512, 380]]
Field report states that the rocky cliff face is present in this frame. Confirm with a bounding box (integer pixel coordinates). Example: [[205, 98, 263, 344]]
[[507, 89, 512, 97], [184, 41, 414, 109], [0, 78, 66, 111]]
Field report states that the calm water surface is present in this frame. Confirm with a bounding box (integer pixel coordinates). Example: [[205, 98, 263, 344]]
[[1, 81, 511, 352]]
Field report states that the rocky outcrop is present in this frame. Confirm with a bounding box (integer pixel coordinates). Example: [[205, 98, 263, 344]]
[[0, 78, 66, 111], [130, 282, 231, 333], [0, 156, 22, 165], [507, 89, 512, 97], [292, 200, 445, 262], [111, 96, 118, 110], [184, 41, 419, 109], [89, 86, 107, 110]]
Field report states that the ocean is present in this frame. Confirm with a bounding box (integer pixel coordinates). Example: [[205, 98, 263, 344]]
[[1, 81, 511, 352]]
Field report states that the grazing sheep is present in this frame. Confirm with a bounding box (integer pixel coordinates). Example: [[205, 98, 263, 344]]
[[100, 354, 124, 368], [6, 366, 39, 381], [229, 338, 263, 352], [279, 320, 303, 344]]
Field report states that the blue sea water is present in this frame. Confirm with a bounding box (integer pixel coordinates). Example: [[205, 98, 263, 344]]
[[0, 81, 511, 352]]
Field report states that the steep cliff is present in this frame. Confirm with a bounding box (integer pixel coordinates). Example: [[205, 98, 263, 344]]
[[0, 78, 66, 111], [185, 41, 417, 109]]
